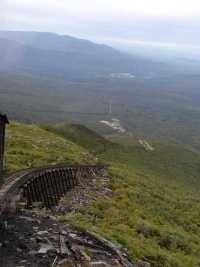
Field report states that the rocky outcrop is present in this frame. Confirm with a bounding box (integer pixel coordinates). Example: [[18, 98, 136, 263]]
[[0, 166, 150, 267], [0, 209, 140, 267]]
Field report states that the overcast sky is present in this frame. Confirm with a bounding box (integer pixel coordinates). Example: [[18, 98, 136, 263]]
[[1, 0, 200, 54]]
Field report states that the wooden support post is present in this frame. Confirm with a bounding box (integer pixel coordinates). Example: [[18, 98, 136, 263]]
[[62, 169, 69, 192], [72, 168, 78, 186], [29, 180, 35, 204], [64, 169, 70, 189], [40, 173, 49, 207], [54, 170, 61, 198], [52, 170, 60, 200], [26, 182, 33, 207], [49, 170, 60, 206], [46, 172, 55, 206], [32, 176, 41, 202], [22, 185, 28, 205], [59, 170, 65, 196], [43, 173, 52, 208], [68, 168, 73, 187], [37, 174, 45, 203]]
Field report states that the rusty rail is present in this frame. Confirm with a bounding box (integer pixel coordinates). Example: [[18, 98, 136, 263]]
[[0, 165, 105, 215]]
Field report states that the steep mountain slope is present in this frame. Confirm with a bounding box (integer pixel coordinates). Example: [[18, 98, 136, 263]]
[[42, 122, 113, 154], [5, 121, 200, 267], [47, 124, 200, 267], [5, 122, 94, 172]]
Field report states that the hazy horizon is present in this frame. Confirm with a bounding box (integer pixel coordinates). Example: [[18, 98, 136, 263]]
[[1, 0, 200, 59]]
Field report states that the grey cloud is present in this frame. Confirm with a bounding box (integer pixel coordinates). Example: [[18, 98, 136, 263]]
[[1, 0, 200, 53]]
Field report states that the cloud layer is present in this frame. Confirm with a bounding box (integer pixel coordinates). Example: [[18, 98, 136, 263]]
[[1, 0, 200, 52]]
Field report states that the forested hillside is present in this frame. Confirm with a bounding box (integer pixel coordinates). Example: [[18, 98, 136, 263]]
[[1, 31, 200, 153], [0, 31, 166, 79]]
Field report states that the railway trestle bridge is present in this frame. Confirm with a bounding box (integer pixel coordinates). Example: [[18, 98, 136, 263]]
[[0, 114, 105, 215], [0, 164, 105, 215]]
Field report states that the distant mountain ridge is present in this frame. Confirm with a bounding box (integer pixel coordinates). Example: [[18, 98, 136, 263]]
[[0, 31, 117, 54], [0, 31, 165, 80]]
